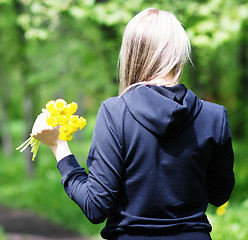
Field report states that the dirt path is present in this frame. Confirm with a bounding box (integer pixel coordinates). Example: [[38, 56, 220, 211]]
[[0, 205, 94, 240]]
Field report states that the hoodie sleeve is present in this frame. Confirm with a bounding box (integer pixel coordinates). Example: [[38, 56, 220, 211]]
[[57, 101, 123, 224], [207, 108, 235, 207]]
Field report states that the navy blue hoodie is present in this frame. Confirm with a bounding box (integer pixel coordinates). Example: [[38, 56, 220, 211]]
[[57, 84, 234, 239]]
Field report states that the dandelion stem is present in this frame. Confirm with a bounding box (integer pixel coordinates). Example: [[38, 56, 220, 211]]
[[30, 138, 37, 148], [32, 141, 40, 161], [16, 137, 32, 151]]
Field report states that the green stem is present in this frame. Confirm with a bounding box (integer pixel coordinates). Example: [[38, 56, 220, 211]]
[[16, 136, 32, 150]]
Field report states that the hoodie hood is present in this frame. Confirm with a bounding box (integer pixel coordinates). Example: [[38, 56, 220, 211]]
[[122, 84, 202, 136]]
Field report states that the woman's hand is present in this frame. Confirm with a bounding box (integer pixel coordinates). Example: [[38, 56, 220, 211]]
[[31, 109, 72, 162], [31, 109, 60, 148]]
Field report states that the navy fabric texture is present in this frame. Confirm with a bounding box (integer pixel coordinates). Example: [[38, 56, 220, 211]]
[[57, 84, 235, 239], [109, 230, 212, 240]]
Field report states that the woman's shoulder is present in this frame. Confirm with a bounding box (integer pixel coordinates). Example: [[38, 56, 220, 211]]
[[103, 96, 120, 105], [98, 96, 127, 122], [201, 99, 227, 115], [102, 96, 126, 111], [199, 100, 230, 131]]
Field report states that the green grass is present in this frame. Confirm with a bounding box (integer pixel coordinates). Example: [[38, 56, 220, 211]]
[[0, 133, 247, 239], [208, 200, 248, 240]]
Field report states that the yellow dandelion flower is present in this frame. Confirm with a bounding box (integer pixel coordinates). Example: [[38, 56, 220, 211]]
[[66, 124, 77, 134], [46, 102, 59, 116], [69, 115, 79, 123], [45, 100, 55, 112], [64, 105, 73, 118], [79, 117, 86, 130], [56, 115, 68, 126], [59, 126, 73, 141], [59, 125, 72, 135], [216, 202, 229, 216], [68, 102, 78, 115], [59, 133, 70, 141], [47, 115, 58, 127], [51, 109, 59, 117], [65, 134, 73, 141], [55, 99, 67, 112], [68, 115, 81, 131]]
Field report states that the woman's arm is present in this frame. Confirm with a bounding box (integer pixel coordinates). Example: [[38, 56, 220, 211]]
[[31, 102, 123, 223], [57, 101, 123, 223], [207, 108, 235, 206]]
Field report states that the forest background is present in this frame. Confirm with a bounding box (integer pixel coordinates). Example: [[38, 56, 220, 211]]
[[0, 0, 248, 239]]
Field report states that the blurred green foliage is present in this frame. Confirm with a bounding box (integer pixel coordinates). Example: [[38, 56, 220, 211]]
[[0, 227, 7, 240], [0, 0, 248, 239], [0, 0, 247, 141]]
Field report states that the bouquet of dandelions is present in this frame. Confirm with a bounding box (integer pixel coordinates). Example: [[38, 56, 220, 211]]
[[16, 99, 86, 161]]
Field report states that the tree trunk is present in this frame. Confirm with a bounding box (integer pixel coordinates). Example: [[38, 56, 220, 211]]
[[14, 0, 36, 177], [235, 20, 248, 138], [0, 100, 13, 156]]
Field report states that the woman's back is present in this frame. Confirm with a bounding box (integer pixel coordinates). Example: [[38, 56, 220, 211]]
[[95, 84, 234, 239]]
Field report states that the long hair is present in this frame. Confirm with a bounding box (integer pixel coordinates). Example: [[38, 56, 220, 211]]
[[118, 8, 191, 95]]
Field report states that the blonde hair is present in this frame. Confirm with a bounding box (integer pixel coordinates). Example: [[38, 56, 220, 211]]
[[118, 8, 191, 95]]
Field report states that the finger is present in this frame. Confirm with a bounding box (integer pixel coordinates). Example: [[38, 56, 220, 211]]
[[31, 113, 51, 136], [42, 108, 49, 115]]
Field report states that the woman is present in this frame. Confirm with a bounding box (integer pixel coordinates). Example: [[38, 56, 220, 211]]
[[32, 8, 235, 240]]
